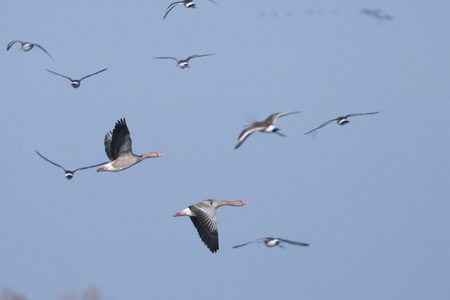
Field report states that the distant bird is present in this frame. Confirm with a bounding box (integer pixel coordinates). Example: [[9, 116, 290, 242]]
[[174, 199, 248, 253], [163, 0, 195, 19], [36, 150, 106, 180], [97, 118, 163, 172], [235, 111, 300, 149], [45, 68, 107, 88], [233, 238, 310, 249], [304, 112, 380, 135], [6, 40, 53, 59], [360, 9, 393, 21], [154, 54, 214, 69]]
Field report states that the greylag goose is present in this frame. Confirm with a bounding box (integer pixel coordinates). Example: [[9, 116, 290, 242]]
[[154, 54, 214, 69], [235, 111, 300, 149], [97, 118, 163, 172], [304, 111, 380, 135], [45, 68, 107, 88], [174, 199, 248, 253], [7, 40, 53, 59], [233, 237, 309, 249], [36, 150, 106, 180], [163, 0, 195, 19]]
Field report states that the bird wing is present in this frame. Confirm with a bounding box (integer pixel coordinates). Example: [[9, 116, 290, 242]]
[[104, 132, 114, 161], [33, 44, 53, 59], [235, 125, 265, 149], [35, 150, 66, 171], [110, 118, 132, 160], [266, 111, 300, 123], [347, 111, 380, 118], [45, 69, 73, 81], [6, 40, 20, 50], [163, 1, 184, 19], [79, 68, 108, 81], [304, 119, 338, 135], [185, 54, 215, 62], [154, 56, 180, 62], [189, 201, 219, 253], [232, 239, 261, 248], [279, 238, 309, 246]]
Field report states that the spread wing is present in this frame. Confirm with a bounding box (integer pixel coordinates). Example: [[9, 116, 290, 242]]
[[79, 68, 108, 81], [279, 238, 309, 246], [235, 126, 265, 149], [154, 56, 180, 62], [110, 118, 132, 160], [185, 54, 215, 62], [347, 111, 380, 118], [45, 69, 73, 81], [304, 119, 338, 135], [34, 44, 53, 59], [189, 201, 219, 253], [266, 111, 300, 124], [35, 150, 66, 171], [163, 1, 184, 19], [6, 40, 20, 50]]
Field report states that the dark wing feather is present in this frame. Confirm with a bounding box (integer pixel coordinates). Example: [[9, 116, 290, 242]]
[[347, 111, 380, 118], [189, 202, 219, 253], [232, 240, 258, 248], [34, 44, 53, 59], [279, 238, 309, 246], [110, 118, 132, 160], [154, 56, 180, 62], [6, 40, 20, 50], [45, 69, 73, 81], [35, 150, 66, 171], [79, 68, 108, 81], [304, 119, 338, 135], [185, 54, 215, 62], [163, 1, 184, 19], [104, 132, 114, 161]]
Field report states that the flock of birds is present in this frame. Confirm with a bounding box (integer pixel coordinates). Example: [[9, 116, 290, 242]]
[[6, 2, 384, 254]]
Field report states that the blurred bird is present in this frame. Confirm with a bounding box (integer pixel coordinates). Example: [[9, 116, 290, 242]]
[[6, 40, 53, 59], [233, 237, 309, 249], [36, 150, 106, 180], [174, 199, 248, 253], [163, 0, 195, 19], [235, 111, 300, 149], [304, 111, 380, 135], [45, 68, 108, 88], [97, 118, 163, 172], [154, 54, 214, 69]]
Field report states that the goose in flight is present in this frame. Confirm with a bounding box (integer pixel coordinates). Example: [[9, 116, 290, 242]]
[[154, 54, 214, 69], [45, 68, 107, 88], [97, 118, 163, 172], [304, 111, 380, 135], [235, 111, 300, 149], [36, 150, 106, 180], [174, 199, 248, 253], [233, 237, 309, 249], [7, 40, 53, 59]]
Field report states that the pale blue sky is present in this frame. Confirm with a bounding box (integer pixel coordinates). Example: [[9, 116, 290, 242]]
[[1, 1, 450, 299]]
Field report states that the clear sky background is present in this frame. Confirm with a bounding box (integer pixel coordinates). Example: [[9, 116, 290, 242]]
[[1, 0, 450, 299]]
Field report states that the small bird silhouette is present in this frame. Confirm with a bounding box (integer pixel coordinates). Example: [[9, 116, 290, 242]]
[[45, 68, 108, 88], [7, 40, 53, 59], [304, 111, 380, 135]]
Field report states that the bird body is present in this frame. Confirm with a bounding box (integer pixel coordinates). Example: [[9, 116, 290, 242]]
[[7, 40, 53, 59], [235, 111, 300, 149], [97, 118, 163, 172], [233, 237, 309, 249], [304, 111, 380, 135], [174, 199, 248, 253], [45, 68, 107, 88]]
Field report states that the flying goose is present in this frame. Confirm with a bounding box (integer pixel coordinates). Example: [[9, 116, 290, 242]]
[[6, 40, 53, 59], [304, 111, 380, 135], [97, 118, 163, 172], [36, 150, 106, 180], [233, 237, 309, 249], [45, 68, 107, 88], [174, 199, 248, 253], [235, 111, 300, 149], [154, 54, 214, 69]]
